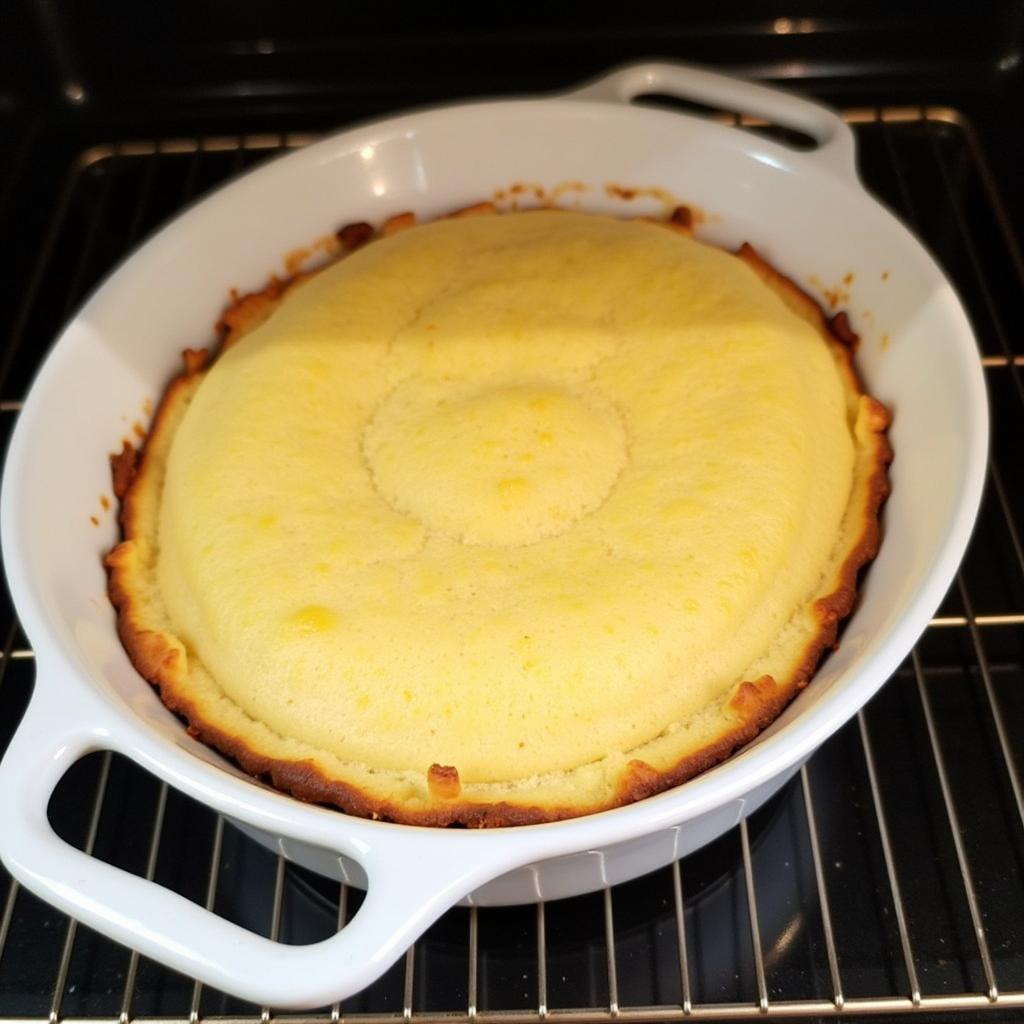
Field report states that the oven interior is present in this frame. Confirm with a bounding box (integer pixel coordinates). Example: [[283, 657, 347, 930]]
[[1, 5, 1022, 1021]]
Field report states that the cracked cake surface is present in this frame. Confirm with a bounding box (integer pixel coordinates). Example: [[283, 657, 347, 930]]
[[107, 207, 891, 826]]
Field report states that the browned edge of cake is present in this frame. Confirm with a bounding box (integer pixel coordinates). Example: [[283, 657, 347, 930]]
[[106, 203, 892, 828]]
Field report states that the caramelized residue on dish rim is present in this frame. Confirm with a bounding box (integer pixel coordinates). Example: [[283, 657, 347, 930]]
[[91, 492, 113, 525], [604, 182, 681, 213], [493, 181, 589, 211], [283, 234, 344, 276], [808, 272, 855, 311], [805, 271, 890, 353], [488, 181, 715, 222], [604, 184, 715, 225]]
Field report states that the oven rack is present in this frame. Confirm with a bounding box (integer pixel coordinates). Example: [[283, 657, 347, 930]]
[[0, 107, 1021, 1023]]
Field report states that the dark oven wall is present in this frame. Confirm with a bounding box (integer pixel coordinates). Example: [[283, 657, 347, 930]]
[[2, 3, 1021, 361], [4, 5, 1024, 142]]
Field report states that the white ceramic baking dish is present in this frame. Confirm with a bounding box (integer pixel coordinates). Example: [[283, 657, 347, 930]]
[[0, 63, 987, 1008]]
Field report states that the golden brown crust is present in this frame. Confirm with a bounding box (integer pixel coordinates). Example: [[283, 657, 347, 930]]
[[447, 201, 498, 219], [381, 211, 417, 236], [181, 347, 210, 375], [110, 442, 138, 502], [217, 274, 313, 351], [735, 242, 829, 336], [106, 207, 892, 827]]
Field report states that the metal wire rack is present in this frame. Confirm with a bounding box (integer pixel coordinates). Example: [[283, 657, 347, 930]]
[[0, 107, 1022, 1023]]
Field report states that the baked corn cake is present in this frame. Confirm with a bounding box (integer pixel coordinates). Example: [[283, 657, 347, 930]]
[[107, 205, 891, 826]]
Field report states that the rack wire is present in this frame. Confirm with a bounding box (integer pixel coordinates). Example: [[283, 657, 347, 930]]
[[0, 108, 1021, 1022]]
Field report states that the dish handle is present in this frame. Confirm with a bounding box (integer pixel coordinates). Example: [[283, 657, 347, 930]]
[[0, 675, 498, 1009], [564, 61, 857, 181]]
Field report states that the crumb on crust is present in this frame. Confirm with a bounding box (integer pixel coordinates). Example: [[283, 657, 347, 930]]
[[427, 764, 462, 800]]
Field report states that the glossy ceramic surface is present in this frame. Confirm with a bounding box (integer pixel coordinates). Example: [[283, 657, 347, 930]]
[[0, 64, 987, 1007]]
